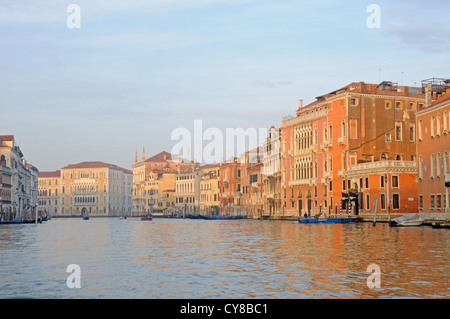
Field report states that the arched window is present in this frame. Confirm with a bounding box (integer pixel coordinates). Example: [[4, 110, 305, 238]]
[[437, 153, 441, 177], [444, 111, 448, 133], [437, 114, 441, 136], [443, 151, 448, 174], [418, 120, 423, 140], [431, 154, 435, 177], [431, 116, 435, 136]]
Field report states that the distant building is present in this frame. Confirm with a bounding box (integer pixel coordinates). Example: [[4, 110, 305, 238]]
[[132, 149, 197, 214], [44, 161, 133, 217], [144, 168, 177, 214], [416, 79, 450, 222], [37, 170, 61, 217], [198, 164, 221, 214], [0, 135, 39, 220]]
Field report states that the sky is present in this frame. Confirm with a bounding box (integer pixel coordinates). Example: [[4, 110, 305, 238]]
[[1, 0, 449, 171]]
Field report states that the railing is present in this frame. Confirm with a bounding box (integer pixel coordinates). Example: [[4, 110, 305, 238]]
[[281, 109, 327, 128], [320, 139, 332, 149], [288, 178, 317, 186], [346, 160, 417, 172]]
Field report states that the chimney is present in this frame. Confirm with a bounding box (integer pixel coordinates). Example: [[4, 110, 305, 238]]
[[425, 83, 432, 108], [299, 99, 303, 108], [402, 86, 409, 96]]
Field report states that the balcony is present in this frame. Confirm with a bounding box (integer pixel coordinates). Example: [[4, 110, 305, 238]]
[[288, 178, 317, 187], [320, 139, 332, 150], [342, 160, 417, 177], [338, 136, 345, 145], [251, 182, 260, 190]]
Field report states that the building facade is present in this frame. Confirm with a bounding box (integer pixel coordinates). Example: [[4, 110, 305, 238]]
[[38, 170, 61, 217], [0, 135, 39, 220], [133, 149, 197, 214], [55, 161, 132, 217], [416, 80, 450, 221], [280, 81, 425, 220]]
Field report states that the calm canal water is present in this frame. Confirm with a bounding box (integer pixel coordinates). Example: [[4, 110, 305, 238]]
[[0, 218, 449, 299]]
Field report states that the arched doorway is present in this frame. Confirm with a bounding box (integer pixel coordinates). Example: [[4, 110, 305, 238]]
[[298, 190, 303, 216], [81, 207, 88, 218], [306, 189, 312, 214]]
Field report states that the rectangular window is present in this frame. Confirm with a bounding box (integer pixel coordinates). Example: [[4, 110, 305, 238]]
[[430, 195, 435, 209], [380, 194, 386, 210], [419, 195, 423, 209], [366, 194, 370, 210], [386, 133, 392, 143], [437, 194, 441, 209], [365, 177, 369, 189], [350, 98, 356, 106], [395, 122, 402, 141], [392, 194, 400, 210], [380, 176, 385, 188], [392, 176, 399, 188], [409, 125, 415, 142], [385, 101, 391, 109], [395, 101, 402, 109]]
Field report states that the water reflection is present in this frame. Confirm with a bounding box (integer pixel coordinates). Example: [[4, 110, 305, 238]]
[[0, 218, 449, 298]]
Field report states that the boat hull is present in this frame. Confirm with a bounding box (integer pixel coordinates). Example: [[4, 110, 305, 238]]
[[389, 213, 424, 227], [141, 217, 153, 221], [298, 217, 359, 224], [198, 215, 244, 220]]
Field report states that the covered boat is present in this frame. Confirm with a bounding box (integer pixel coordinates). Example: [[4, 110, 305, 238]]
[[298, 216, 360, 224], [389, 213, 424, 227]]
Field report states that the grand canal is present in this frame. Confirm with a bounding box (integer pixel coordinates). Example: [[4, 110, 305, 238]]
[[0, 218, 449, 299]]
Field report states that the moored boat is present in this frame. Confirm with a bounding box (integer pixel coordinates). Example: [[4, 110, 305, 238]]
[[389, 213, 424, 227], [198, 215, 244, 220], [298, 216, 360, 224], [141, 216, 153, 221]]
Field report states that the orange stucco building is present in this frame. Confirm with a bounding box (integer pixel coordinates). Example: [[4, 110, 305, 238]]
[[416, 79, 450, 222], [281, 81, 425, 220]]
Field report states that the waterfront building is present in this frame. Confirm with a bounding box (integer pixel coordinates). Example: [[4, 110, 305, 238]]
[[0, 135, 39, 220], [132, 149, 196, 214], [218, 159, 239, 215], [245, 152, 264, 219], [175, 167, 200, 214], [262, 126, 283, 218], [416, 79, 450, 222], [198, 164, 221, 214], [57, 161, 132, 217], [144, 168, 177, 215], [37, 170, 61, 217], [281, 81, 425, 220], [0, 155, 12, 221], [280, 98, 328, 218]]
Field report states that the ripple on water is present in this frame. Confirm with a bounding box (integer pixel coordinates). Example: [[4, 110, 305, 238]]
[[0, 219, 449, 298]]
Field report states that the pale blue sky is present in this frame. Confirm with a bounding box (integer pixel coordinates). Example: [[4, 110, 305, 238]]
[[1, 0, 449, 171]]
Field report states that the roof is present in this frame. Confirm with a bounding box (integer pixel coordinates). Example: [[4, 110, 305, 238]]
[[0, 135, 14, 142], [38, 170, 61, 178], [62, 161, 132, 174], [144, 151, 172, 163], [431, 89, 450, 107], [296, 81, 425, 113]]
